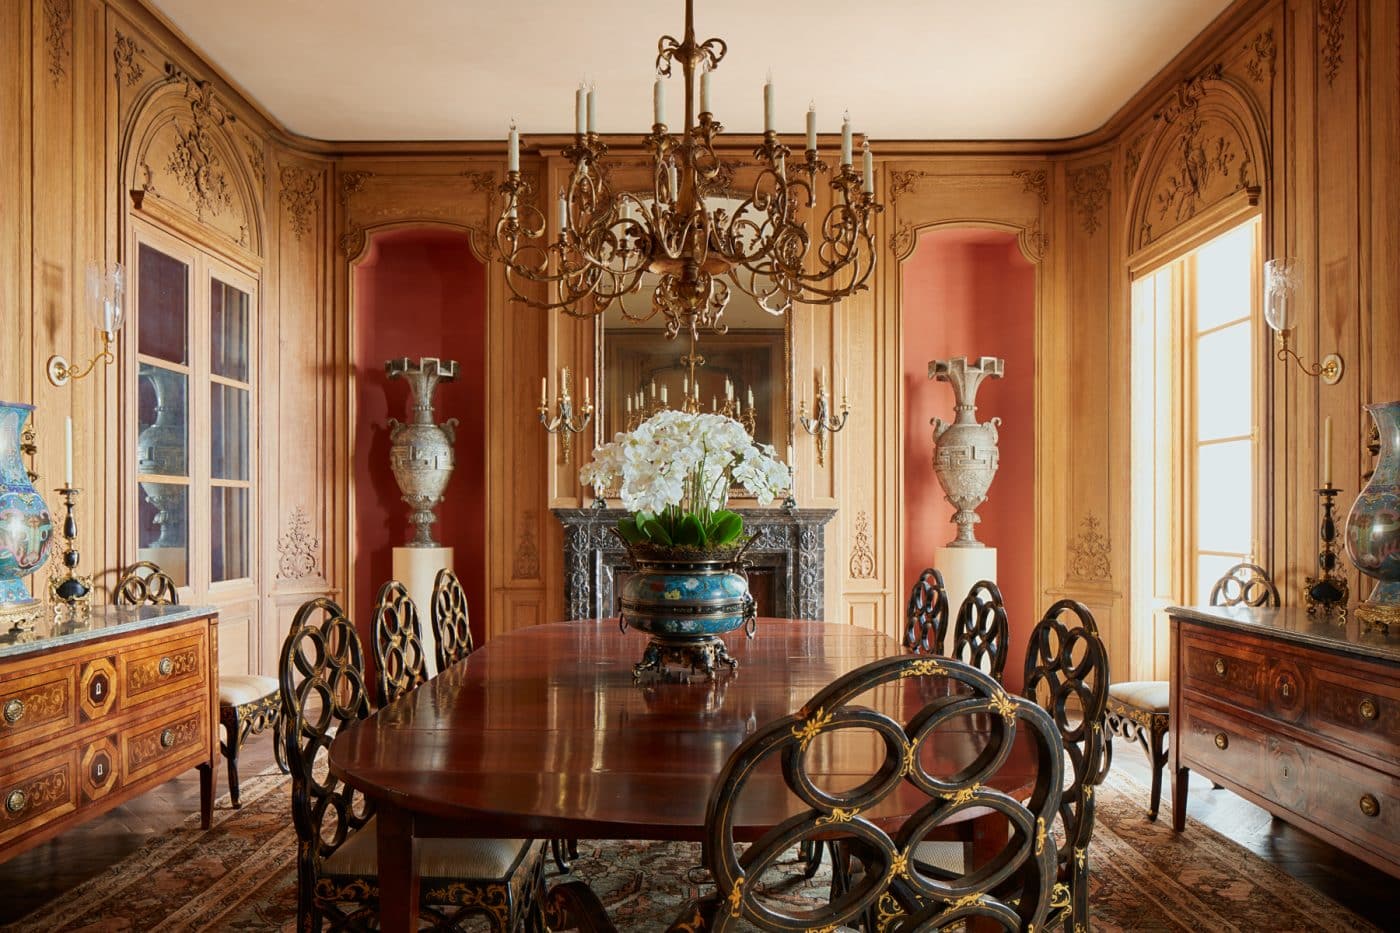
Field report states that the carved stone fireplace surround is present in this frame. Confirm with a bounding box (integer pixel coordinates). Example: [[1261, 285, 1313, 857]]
[[553, 507, 837, 622]]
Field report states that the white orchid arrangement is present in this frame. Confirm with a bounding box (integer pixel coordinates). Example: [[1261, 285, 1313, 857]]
[[579, 410, 792, 549]]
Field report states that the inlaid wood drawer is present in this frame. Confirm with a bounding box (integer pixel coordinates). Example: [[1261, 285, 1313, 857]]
[[1307, 743, 1400, 861], [0, 667, 75, 750], [119, 632, 207, 708], [1306, 663, 1400, 766], [122, 702, 208, 784], [0, 748, 78, 847], [1178, 700, 1268, 789], [1180, 632, 1268, 711]]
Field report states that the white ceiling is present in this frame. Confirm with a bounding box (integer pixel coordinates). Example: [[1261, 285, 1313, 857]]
[[149, 0, 1231, 142]]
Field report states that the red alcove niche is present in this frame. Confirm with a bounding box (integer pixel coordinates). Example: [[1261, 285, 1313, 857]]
[[902, 227, 1036, 691], [352, 227, 487, 668]]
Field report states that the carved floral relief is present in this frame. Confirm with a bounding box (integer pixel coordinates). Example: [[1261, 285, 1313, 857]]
[[279, 165, 320, 241], [1068, 514, 1111, 583], [848, 511, 876, 580], [43, 0, 71, 84], [277, 506, 320, 580], [1068, 163, 1110, 236]]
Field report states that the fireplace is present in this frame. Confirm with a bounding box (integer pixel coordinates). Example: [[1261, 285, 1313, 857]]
[[553, 507, 837, 621]]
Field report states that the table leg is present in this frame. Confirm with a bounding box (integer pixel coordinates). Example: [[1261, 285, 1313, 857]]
[[197, 762, 213, 830], [377, 801, 419, 933], [1172, 766, 1190, 832], [968, 810, 1009, 933]]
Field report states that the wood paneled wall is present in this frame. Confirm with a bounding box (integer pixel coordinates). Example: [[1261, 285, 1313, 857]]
[[2, 0, 1395, 680]]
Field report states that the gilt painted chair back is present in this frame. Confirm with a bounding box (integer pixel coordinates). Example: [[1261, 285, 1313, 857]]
[[904, 567, 950, 655], [113, 560, 180, 606], [371, 580, 428, 704], [951, 580, 1010, 681], [1209, 561, 1281, 608], [431, 568, 474, 672]]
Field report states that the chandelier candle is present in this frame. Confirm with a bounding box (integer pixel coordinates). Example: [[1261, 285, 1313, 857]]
[[575, 83, 586, 134]]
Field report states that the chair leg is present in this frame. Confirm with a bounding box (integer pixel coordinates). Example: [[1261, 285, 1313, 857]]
[[225, 708, 244, 809], [197, 762, 213, 829], [273, 709, 290, 775], [800, 838, 825, 879], [567, 837, 579, 860], [551, 837, 571, 874], [1148, 721, 1169, 822]]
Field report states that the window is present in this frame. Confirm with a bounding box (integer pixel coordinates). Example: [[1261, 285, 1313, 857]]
[[129, 221, 257, 594], [1131, 216, 1261, 675]]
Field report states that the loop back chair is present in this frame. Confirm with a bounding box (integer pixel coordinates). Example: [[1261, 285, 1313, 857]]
[[904, 567, 951, 655], [951, 580, 1010, 682], [431, 567, 475, 672], [114, 561, 284, 812], [280, 596, 544, 931], [1022, 599, 1111, 931], [546, 654, 1066, 932], [1106, 562, 1280, 819], [371, 580, 429, 704]]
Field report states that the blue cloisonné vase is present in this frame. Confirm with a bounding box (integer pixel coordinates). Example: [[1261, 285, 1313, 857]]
[[619, 552, 755, 678], [1346, 400, 1400, 630], [0, 402, 55, 628]]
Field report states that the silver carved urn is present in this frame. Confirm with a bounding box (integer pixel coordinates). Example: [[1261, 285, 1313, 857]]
[[386, 357, 459, 548], [930, 356, 1004, 548]]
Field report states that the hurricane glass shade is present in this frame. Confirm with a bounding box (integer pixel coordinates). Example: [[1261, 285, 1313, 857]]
[[85, 261, 125, 339], [1262, 257, 1297, 333]]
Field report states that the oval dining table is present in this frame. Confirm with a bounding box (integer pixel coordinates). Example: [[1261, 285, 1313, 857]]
[[328, 618, 1036, 933]]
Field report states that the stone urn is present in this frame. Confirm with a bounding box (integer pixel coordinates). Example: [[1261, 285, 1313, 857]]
[[1345, 400, 1400, 630], [0, 402, 54, 629], [386, 357, 459, 547], [137, 367, 188, 550], [929, 356, 1005, 547]]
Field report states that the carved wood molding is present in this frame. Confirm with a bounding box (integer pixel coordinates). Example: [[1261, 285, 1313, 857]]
[[1018, 219, 1049, 263], [1068, 162, 1110, 236], [161, 64, 238, 220], [1123, 133, 1147, 189], [890, 220, 915, 261], [340, 170, 374, 205], [1244, 28, 1277, 85], [848, 510, 876, 580], [1318, 0, 1346, 87], [43, 0, 71, 84], [513, 510, 540, 580], [113, 31, 145, 88], [1011, 169, 1049, 205], [1153, 63, 1224, 126], [1067, 513, 1111, 583], [1153, 118, 1240, 227], [279, 164, 320, 241], [887, 170, 933, 203], [463, 170, 496, 194], [277, 506, 321, 579]]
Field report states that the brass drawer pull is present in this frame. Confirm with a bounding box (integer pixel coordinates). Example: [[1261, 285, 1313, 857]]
[[159, 728, 175, 749], [1214, 732, 1229, 750], [1360, 794, 1380, 818], [2, 698, 23, 724], [1359, 698, 1379, 721], [5, 789, 26, 815], [158, 657, 174, 677], [1214, 658, 1227, 676]]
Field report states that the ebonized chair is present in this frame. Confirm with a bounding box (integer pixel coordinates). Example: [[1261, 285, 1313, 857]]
[[1105, 561, 1280, 820], [904, 567, 951, 654], [114, 561, 286, 809], [950, 579, 1010, 682], [1022, 598, 1111, 932], [370, 580, 429, 704], [279, 596, 545, 931], [545, 653, 1066, 932], [431, 567, 475, 672]]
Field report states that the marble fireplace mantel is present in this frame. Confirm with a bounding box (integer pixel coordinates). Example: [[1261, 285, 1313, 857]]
[[553, 507, 837, 622]]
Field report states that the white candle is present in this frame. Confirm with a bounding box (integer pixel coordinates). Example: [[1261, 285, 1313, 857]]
[[653, 76, 665, 125], [661, 385, 669, 404], [667, 163, 679, 199], [586, 84, 596, 133], [821, 366, 829, 397], [843, 375, 849, 399], [862, 139, 874, 194], [1322, 416, 1333, 486], [726, 380, 734, 400], [712, 396, 718, 411], [507, 123, 519, 172], [650, 380, 657, 398], [787, 444, 794, 465], [626, 396, 633, 414], [747, 387, 754, 408], [540, 377, 547, 406], [806, 103, 817, 151], [682, 374, 689, 396], [841, 113, 852, 166], [734, 397, 742, 415], [558, 192, 569, 230], [763, 74, 775, 132], [700, 69, 712, 113], [64, 416, 73, 488], [584, 377, 591, 405]]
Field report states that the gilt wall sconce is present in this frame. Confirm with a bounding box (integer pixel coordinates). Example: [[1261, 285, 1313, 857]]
[[539, 366, 593, 462], [47, 262, 125, 387], [798, 366, 850, 467], [1263, 258, 1343, 385]]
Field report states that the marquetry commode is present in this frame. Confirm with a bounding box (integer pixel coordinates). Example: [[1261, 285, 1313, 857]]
[[1169, 605, 1400, 877], [0, 605, 218, 863]]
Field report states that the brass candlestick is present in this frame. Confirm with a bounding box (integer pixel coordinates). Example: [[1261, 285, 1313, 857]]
[[538, 366, 593, 462], [48, 487, 93, 620], [1303, 485, 1348, 619]]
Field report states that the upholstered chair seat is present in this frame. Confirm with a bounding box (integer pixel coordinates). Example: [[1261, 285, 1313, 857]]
[[219, 674, 280, 707], [323, 820, 538, 888], [1109, 680, 1169, 713]]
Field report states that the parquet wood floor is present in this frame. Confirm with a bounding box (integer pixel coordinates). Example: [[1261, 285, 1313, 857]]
[[1, 733, 1395, 928]]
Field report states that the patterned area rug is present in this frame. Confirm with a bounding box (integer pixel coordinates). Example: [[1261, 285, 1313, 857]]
[[4, 766, 1377, 932]]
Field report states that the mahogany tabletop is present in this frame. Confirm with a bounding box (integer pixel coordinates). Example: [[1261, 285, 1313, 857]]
[[328, 618, 1036, 842]]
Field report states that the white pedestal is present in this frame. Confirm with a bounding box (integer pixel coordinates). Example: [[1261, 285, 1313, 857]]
[[392, 546, 453, 676], [935, 545, 997, 656]]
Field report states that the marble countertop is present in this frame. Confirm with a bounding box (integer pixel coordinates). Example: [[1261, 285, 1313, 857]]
[[1169, 604, 1400, 665], [0, 603, 217, 660]]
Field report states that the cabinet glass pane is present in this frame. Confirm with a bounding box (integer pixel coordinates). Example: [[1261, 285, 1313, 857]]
[[137, 482, 188, 587], [211, 486, 249, 582], [137, 243, 189, 365], [1197, 440, 1252, 554], [1194, 221, 1253, 332], [211, 384, 249, 481], [1195, 322, 1252, 441], [136, 363, 188, 477], [211, 278, 250, 382]]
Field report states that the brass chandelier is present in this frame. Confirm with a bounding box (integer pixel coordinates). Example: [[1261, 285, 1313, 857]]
[[493, 0, 883, 343]]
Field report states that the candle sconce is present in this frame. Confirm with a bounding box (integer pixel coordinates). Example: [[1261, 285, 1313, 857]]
[[48, 487, 93, 621], [538, 366, 593, 462], [48, 262, 125, 387], [1303, 484, 1349, 618], [1263, 258, 1344, 385], [798, 372, 851, 467]]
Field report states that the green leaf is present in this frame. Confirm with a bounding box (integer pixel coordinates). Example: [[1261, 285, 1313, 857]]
[[641, 516, 673, 546], [676, 513, 708, 547], [617, 516, 647, 544], [708, 510, 743, 545]]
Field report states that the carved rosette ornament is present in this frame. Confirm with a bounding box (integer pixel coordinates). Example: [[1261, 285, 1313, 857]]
[[929, 357, 1004, 548], [386, 358, 459, 548]]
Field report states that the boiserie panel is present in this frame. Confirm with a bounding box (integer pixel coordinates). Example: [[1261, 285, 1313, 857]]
[[1, 0, 1395, 678]]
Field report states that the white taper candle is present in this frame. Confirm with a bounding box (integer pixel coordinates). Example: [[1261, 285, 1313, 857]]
[[862, 139, 874, 194], [507, 123, 519, 172], [64, 416, 73, 487], [653, 76, 665, 125], [763, 74, 775, 132], [806, 102, 817, 151], [575, 84, 586, 135], [700, 69, 712, 113], [841, 113, 852, 166], [586, 84, 596, 133]]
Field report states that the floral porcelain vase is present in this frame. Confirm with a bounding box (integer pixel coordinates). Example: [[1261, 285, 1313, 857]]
[[0, 402, 55, 629], [1345, 400, 1400, 629]]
